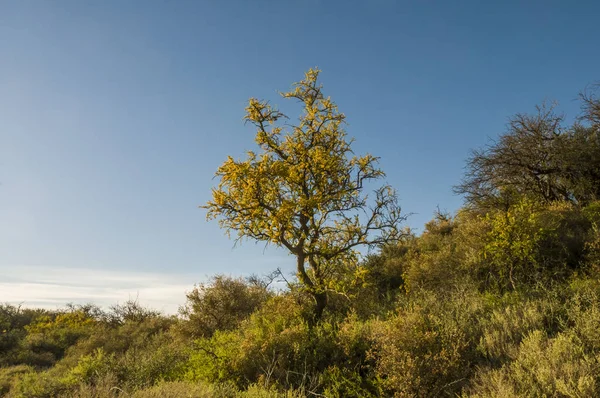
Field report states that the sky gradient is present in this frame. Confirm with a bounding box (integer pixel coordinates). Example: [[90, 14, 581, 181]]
[[1, 0, 599, 311]]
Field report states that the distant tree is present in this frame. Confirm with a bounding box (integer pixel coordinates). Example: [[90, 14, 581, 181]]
[[455, 87, 600, 209], [204, 69, 405, 321], [106, 299, 161, 326], [580, 84, 600, 126]]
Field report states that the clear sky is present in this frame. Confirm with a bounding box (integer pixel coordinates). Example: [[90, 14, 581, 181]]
[[1, 0, 599, 312]]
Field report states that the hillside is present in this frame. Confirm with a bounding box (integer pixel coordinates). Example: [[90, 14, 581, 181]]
[[1, 79, 600, 398]]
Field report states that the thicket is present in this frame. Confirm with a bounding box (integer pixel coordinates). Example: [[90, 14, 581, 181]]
[[1, 78, 599, 397]]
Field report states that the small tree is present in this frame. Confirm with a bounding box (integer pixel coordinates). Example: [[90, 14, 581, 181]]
[[204, 69, 404, 321]]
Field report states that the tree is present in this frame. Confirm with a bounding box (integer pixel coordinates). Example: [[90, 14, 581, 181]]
[[580, 84, 600, 127], [455, 89, 600, 210], [455, 104, 568, 209], [204, 68, 404, 321]]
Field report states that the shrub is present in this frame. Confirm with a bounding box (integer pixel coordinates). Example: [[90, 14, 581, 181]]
[[179, 275, 271, 338], [350, 239, 414, 318], [0, 365, 34, 396], [566, 278, 600, 351], [468, 330, 599, 397], [23, 310, 97, 367], [184, 293, 338, 392], [372, 288, 484, 397], [477, 297, 552, 365], [10, 369, 70, 398], [320, 365, 379, 398], [0, 305, 50, 367], [131, 380, 233, 398]]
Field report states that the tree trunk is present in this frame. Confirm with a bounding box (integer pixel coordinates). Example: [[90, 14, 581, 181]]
[[312, 290, 327, 323], [295, 252, 328, 324]]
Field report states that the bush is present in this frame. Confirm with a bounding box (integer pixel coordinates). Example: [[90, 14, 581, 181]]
[[403, 211, 485, 294], [320, 365, 379, 398], [57, 373, 121, 398], [63, 329, 190, 391], [61, 315, 175, 368], [477, 294, 560, 365], [184, 294, 306, 386], [372, 288, 484, 397], [0, 365, 34, 396], [565, 279, 600, 352], [345, 235, 416, 319], [131, 380, 233, 398], [468, 330, 599, 397], [183, 293, 344, 393], [10, 369, 70, 398], [0, 305, 49, 367], [23, 310, 97, 367], [179, 275, 271, 338]]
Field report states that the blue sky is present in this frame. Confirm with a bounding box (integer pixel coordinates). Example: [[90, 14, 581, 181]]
[[1, 0, 599, 311]]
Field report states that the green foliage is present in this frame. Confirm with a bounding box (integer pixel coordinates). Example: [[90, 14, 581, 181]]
[[0, 305, 50, 367], [477, 295, 559, 365], [0, 365, 33, 396], [349, 239, 413, 318], [479, 200, 599, 291], [57, 372, 122, 398], [63, 348, 115, 386], [131, 380, 236, 398], [66, 325, 188, 391], [320, 365, 380, 398], [402, 211, 483, 294], [184, 295, 313, 388], [22, 309, 97, 367], [10, 368, 70, 398], [582, 201, 600, 272], [372, 288, 484, 397], [468, 331, 599, 397], [183, 295, 381, 395], [179, 275, 271, 338], [132, 382, 304, 398], [482, 199, 545, 291], [565, 279, 600, 351], [182, 328, 241, 384]]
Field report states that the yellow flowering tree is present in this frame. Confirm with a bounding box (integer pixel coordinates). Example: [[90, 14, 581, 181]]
[[204, 69, 404, 320]]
